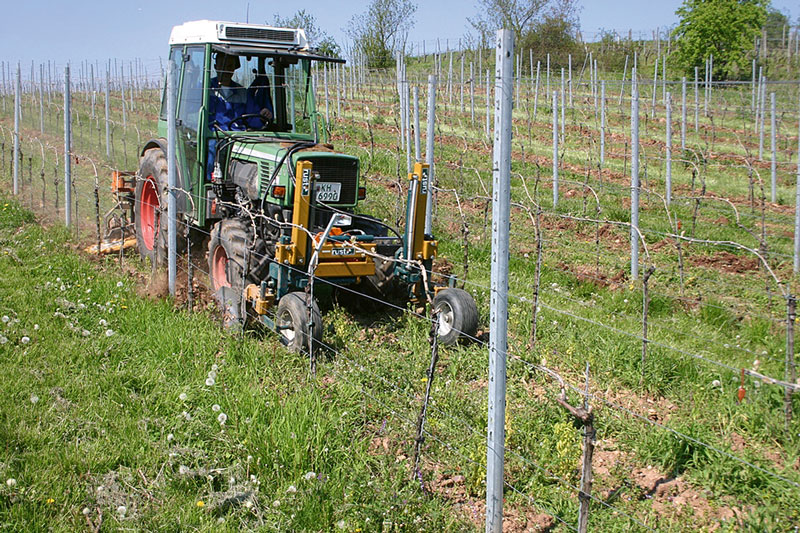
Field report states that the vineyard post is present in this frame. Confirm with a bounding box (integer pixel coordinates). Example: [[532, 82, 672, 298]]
[[568, 53, 573, 108], [533, 61, 540, 124], [64, 64, 71, 228], [335, 63, 340, 118], [104, 69, 110, 158], [485, 69, 490, 140], [794, 87, 800, 273], [560, 68, 565, 136], [681, 77, 687, 150], [470, 62, 475, 124], [424, 75, 437, 234], [631, 69, 640, 280], [323, 63, 329, 134], [751, 59, 756, 112], [786, 295, 796, 429], [600, 80, 605, 169], [167, 61, 177, 297], [461, 52, 465, 113], [1, 61, 5, 113], [651, 53, 658, 119], [770, 92, 776, 203], [546, 53, 550, 104], [619, 55, 628, 106], [759, 76, 766, 160], [553, 90, 559, 207], [413, 86, 421, 162], [13, 64, 19, 196], [666, 91, 672, 205], [694, 66, 699, 133], [755, 67, 763, 136], [708, 54, 713, 109], [38, 64, 43, 133], [486, 28, 513, 533]]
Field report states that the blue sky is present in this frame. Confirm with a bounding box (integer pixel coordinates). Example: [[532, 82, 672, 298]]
[[2, 0, 798, 76]]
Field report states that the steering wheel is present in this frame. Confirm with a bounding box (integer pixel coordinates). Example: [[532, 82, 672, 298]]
[[229, 113, 270, 131]]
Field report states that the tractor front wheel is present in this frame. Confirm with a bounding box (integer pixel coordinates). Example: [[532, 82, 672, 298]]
[[276, 292, 323, 354], [433, 288, 479, 345]]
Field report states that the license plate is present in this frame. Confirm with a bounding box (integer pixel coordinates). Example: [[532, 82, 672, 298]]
[[315, 182, 341, 202]]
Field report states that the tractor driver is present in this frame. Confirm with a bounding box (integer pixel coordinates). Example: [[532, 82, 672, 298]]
[[209, 52, 273, 130], [207, 52, 274, 179]]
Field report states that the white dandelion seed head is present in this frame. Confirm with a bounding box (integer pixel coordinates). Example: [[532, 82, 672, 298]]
[[228, 476, 236, 485], [167, 433, 174, 441], [304, 471, 316, 481], [205, 377, 215, 387], [212, 404, 220, 412], [246, 455, 253, 462], [711, 380, 721, 388], [244, 500, 253, 509], [272, 500, 280, 508], [116, 281, 123, 287], [211, 364, 218, 371], [178, 393, 187, 401], [217, 412, 227, 425], [182, 411, 192, 421], [82, 330, 90, 337], [178, 465, 189, 475], [60, 285, 65, 291], [337, 519, 346, 529], [207, 370, 217, 380], [1, 316, 9, 323], [116, 505, 126, 516], [99, 319, 107, 327], [0, 336, 7, 344], [33, 324, 39, 331], [20, 336, 30, 344], [105, 329, 114, 337], [96, 485, 104, 493], [30, 394, 38, 404], [286, 485, 297, 493], [82, 507, 90, 516], [6, 478, 16, 487]]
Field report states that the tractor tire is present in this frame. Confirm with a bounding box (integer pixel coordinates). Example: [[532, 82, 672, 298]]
[[134, 147, 184, 266], [276, 292, 323, 354], [433, 288, 479, 346], [208, 218, 266, 329]]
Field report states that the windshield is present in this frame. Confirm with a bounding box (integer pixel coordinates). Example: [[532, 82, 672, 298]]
[[209, 48, 314, 135]]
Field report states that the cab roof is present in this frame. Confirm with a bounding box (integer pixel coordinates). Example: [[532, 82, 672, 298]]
[[169, 20, 309, 49]]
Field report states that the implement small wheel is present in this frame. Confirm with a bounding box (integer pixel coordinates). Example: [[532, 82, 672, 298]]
[[433, 288, 479, 346], [276, 292, 322, 354]]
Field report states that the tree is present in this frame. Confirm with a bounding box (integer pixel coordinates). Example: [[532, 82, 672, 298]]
[[671, 0, 768, 80], [274, 9, 341, 58], [763, 7, 789, 43], [467, 0, 581, 69], [346, 0, 417, 68]]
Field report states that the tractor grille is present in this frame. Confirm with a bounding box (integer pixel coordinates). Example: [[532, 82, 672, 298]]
[[259, 163, 273, 194], [225, 27, 296, 43], [301, 157, 358, 205]]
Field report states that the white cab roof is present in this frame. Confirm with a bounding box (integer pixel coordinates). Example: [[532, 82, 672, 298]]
[[169, 20, 309, 50]]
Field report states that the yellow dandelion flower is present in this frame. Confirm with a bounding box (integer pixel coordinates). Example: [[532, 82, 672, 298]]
[[196, 500, 205, 508], [46, 498, 55, 504]]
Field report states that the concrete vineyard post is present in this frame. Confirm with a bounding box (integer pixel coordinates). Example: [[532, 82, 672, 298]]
[[167, 61, 177, 296], [631, 69, 640, 280], [424, 75, 437, 235], [64, 65, 71, 227]]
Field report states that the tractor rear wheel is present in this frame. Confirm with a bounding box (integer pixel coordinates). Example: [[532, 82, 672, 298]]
[[135, 147, 177, 266], [208, 219, 265, 329], [433, 288, 479, 345], [276, 292, 322, 354]]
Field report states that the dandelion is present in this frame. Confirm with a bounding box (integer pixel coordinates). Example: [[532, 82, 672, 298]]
[[286, 485, 297, 493], [272, 500, 280, 508], [0, 336, 7, 344], [99, 319, 107, 327], [244, 500, 253, 509], [336, 519, 346, 529], [30, 394, 38, 404], [304, 471, 316, 481], [217, 412, 227, 425], [196, 500, 205, 508], [6, 478, 16, 487], [116, 505, 127, 516], [82, 507, 90, 516], [752, 359, 761, 370], [167, 433, 174, 442], [205, 377, 215, 387], [1, 316, 9, 323], [20, 336, 30, 344], [212, 404, 220, 412], [46, 498, 55, 505], [207, 370, 217, 380], [178, 465, 190, 475], [116, 281, 123, 288], [81, 330, 90, 337], [247, 455, 253, 462], [33, 324, 39, 331], [105, 329, 114, 337], [97, 485, 104, 493], [179, 393, 187, 401], [182, 411, 192, 421], [711, 379, 721, 388], [211, 364, 218, 371]]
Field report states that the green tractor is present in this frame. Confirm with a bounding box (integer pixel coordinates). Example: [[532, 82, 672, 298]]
[[110, 20, 478, 351]]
